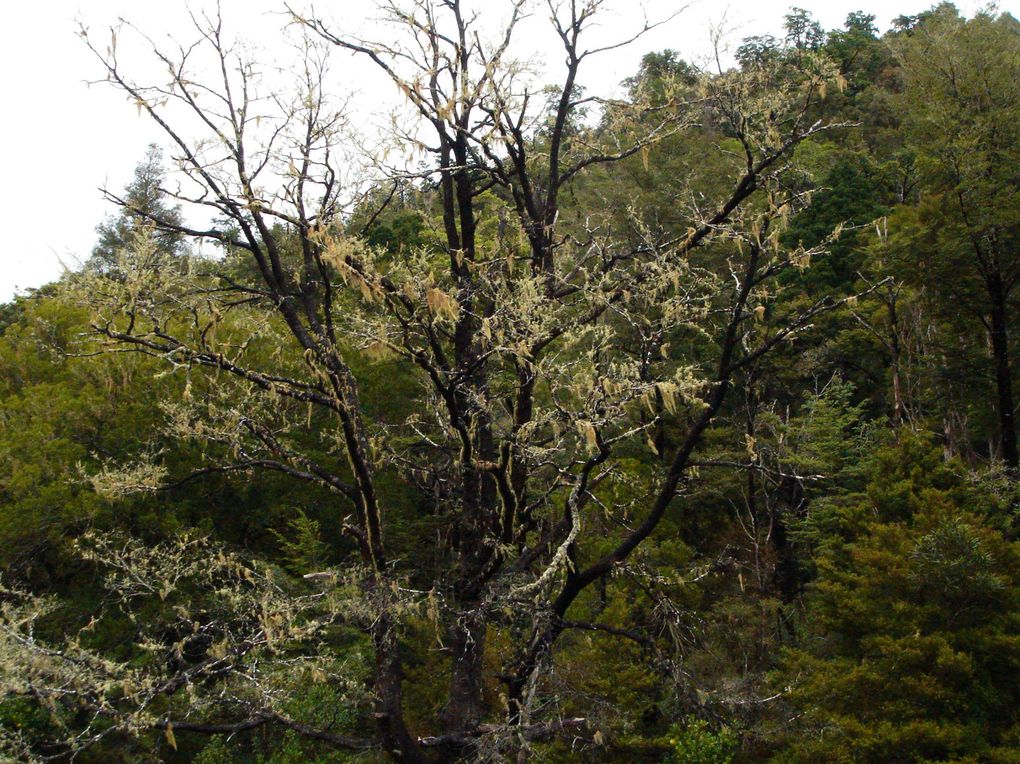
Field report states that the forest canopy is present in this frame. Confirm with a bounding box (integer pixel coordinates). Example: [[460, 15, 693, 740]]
[[3, 2, 1020, 762]]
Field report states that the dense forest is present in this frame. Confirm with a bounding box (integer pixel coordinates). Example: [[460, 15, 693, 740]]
[[3, 1, 1020, 761]]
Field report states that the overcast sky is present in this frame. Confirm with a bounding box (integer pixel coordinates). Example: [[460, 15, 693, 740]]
[[0, 0, 1007, 301]]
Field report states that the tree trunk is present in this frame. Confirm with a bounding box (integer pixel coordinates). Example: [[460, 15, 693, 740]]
[[440, 617, 487, 734], [372, 615, 428, 764], [989, 274, 1018, 467], [772, 475, 804, 603], [886, 284, 905, 427]]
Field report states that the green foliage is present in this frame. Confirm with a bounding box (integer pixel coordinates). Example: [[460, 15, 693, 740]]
[[625, 49, 699, 105], [89, 144, 186, 274], [781, 149, 892, 293], [193, 683, 367, 764], [784, 375, 872, 479], [664, 719, 738, 764], [774, 438, 1020, 762], [270, 509, 330, 574], [783, 8, 824, 51]]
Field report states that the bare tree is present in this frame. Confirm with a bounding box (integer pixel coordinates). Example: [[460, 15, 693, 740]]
[[2, 2, 865, 761]]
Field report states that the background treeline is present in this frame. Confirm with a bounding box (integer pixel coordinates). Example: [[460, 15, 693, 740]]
[[4, 3, 1020, 762]]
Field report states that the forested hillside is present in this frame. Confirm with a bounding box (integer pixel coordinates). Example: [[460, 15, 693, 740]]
[[3, 2, 1020, 761]]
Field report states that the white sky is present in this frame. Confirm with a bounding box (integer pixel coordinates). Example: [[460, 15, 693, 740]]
[[0, 0, 1007, 301]]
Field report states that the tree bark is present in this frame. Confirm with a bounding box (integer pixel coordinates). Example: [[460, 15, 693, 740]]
[[372, 614, 428, 764], [440, 617, 487, 734], [989, 272, 1018, 467], [886, 283, 905, 427]]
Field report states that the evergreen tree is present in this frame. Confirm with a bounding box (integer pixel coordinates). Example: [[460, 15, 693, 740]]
[[892, 6, 1020, 466], [88, 144, 186, 274], [776, 438, 1020, 763]]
